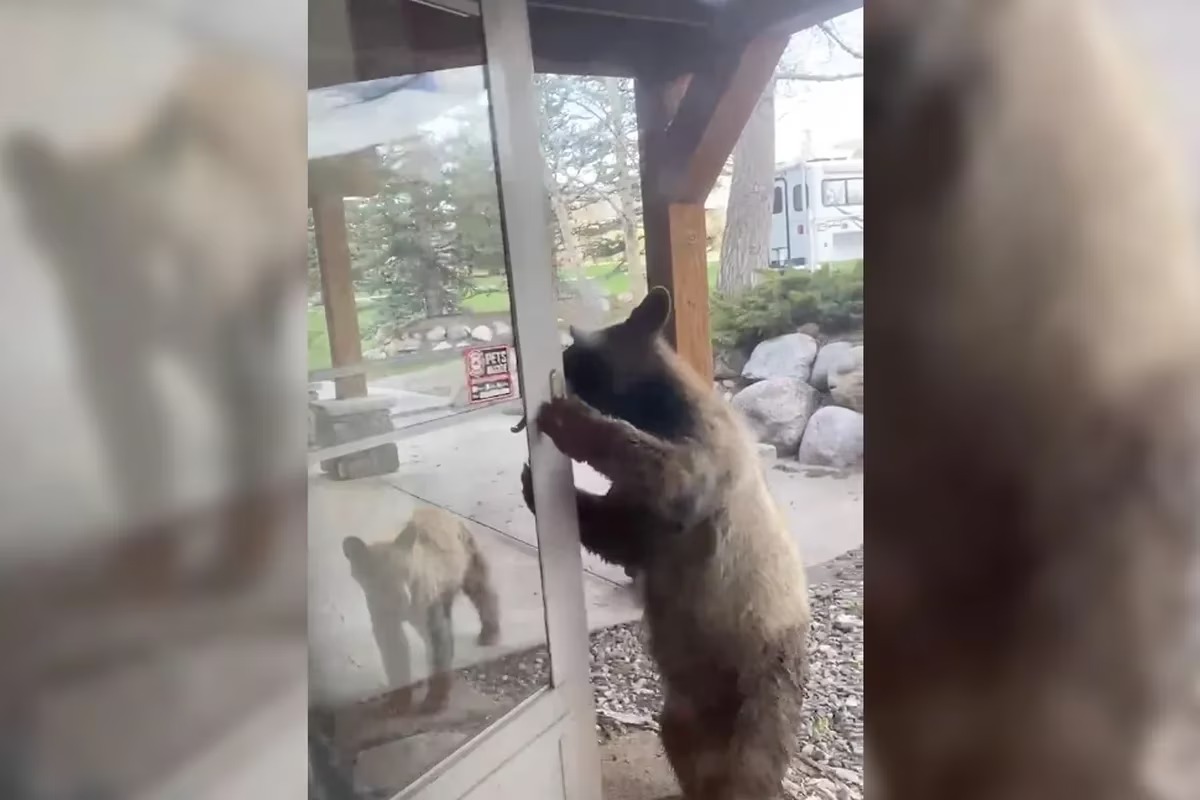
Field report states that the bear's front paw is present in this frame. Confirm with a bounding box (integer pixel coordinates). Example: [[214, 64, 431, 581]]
[[535, 396, 609, 462]]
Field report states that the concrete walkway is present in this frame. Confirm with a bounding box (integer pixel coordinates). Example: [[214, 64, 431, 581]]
[[308, 413, 862, 708]]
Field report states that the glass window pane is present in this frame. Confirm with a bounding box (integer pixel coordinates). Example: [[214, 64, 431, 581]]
[[847, 177, 864, 205], [307, 9, 551, 797], [822, 178, 847, 207]]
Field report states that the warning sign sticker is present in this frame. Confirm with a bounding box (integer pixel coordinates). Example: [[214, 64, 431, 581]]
[[464, 345, 515, 404]]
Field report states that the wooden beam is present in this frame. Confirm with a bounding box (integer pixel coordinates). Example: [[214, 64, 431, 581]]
[[309, 0, 715, 88], [636, 76, 714, 383], [659, 33, 788, 204], [308, 149, 383, 202], [527, 0, 714, 27], [311, 195, 368, 398]]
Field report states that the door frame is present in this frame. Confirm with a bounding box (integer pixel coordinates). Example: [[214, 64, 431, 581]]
[[304, 0, 602, 796], [472, 0, 603, 794]]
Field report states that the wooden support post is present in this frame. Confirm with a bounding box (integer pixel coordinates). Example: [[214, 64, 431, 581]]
[[636, 33, 792, 384], [636, 76, 714, 383], [311, 194, 367, 398]]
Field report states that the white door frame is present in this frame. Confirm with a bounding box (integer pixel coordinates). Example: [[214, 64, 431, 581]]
[[474, 0, 603, 794], [306, 0, 603, 797]]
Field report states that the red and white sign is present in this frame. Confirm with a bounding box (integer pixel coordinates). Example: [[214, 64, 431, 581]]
[[464, 345, 515, 404]]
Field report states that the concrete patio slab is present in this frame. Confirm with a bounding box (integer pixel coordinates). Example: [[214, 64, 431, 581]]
[[308, 412, 863, 709]]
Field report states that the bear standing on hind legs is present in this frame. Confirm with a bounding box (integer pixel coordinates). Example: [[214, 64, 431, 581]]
[[521, 287, 810, 800]]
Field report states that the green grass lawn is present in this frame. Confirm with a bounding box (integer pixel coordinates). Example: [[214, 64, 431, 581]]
[[460, 259, 721, 314], [307, 307, 335, 372], [309, 258, 749, 372], [308, 299, 384, 372]]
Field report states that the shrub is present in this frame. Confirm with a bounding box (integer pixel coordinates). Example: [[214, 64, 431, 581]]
[[711, 261, 863, 352]]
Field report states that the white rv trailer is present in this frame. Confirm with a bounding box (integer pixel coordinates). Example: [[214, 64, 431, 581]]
[[769, 157, 863, 269]]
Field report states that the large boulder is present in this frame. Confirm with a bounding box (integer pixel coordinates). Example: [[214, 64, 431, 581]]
[[828, 345, 864, 412], [742, 332, 819, 383], [811, 341, 854, 392], [731, 378, 819, 456], [797, 406, 864, 468]]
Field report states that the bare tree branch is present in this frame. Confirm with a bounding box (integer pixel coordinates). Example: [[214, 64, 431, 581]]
[[775, 71, 863, 82], [818, 22, 863, 60]]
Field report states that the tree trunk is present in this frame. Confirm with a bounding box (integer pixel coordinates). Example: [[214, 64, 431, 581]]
[[422, 262, 444, 317], [543, 160, 584, 279], [718, 81, 776, 295], [605, 78, 645, 301]]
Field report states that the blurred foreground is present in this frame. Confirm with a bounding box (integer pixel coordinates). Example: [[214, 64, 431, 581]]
[[0, 3, 307, 797]]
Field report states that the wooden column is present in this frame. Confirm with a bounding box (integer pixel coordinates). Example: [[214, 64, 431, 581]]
[[311, 194, 367, 398], [636, 35, 790, 384], [636, 76, 715, 383]]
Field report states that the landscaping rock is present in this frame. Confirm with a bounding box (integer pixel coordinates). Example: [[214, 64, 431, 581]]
[[811, 341, 854, 392], [797, 322, 821, 338], [828, 346, 864, 413], [383, 338, 419, 357], [714, 348, 748, 380], [446, 324, 472, 342], [494, 320, 512, 337], [742, 332, 819, 383], [470, 325, 494, 342], [432, 341, 452, 351], [425, 326, 447, 342], [830, 372, 864, 413], [731, 377, 819, 456], [713, 383, 735, 403], [797, 406, 864, 468]]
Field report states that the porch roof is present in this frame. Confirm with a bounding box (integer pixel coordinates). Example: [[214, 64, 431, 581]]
[[310, 0, 860, 88]]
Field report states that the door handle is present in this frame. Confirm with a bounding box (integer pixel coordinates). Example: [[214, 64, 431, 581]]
[[510, 369, 565, 434]]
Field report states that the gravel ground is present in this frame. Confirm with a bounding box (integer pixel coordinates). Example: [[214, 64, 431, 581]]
[[464, 547, 865, 800]]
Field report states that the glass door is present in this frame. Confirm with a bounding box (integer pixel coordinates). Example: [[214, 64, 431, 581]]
[[306, 0, 600, 798]]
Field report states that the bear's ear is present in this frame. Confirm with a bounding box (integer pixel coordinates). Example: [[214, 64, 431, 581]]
[[342, 536, 368, 564], [624, 286, 671, 339]]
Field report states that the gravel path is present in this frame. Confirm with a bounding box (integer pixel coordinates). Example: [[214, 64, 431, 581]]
[[464, 547, 865, 800]]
